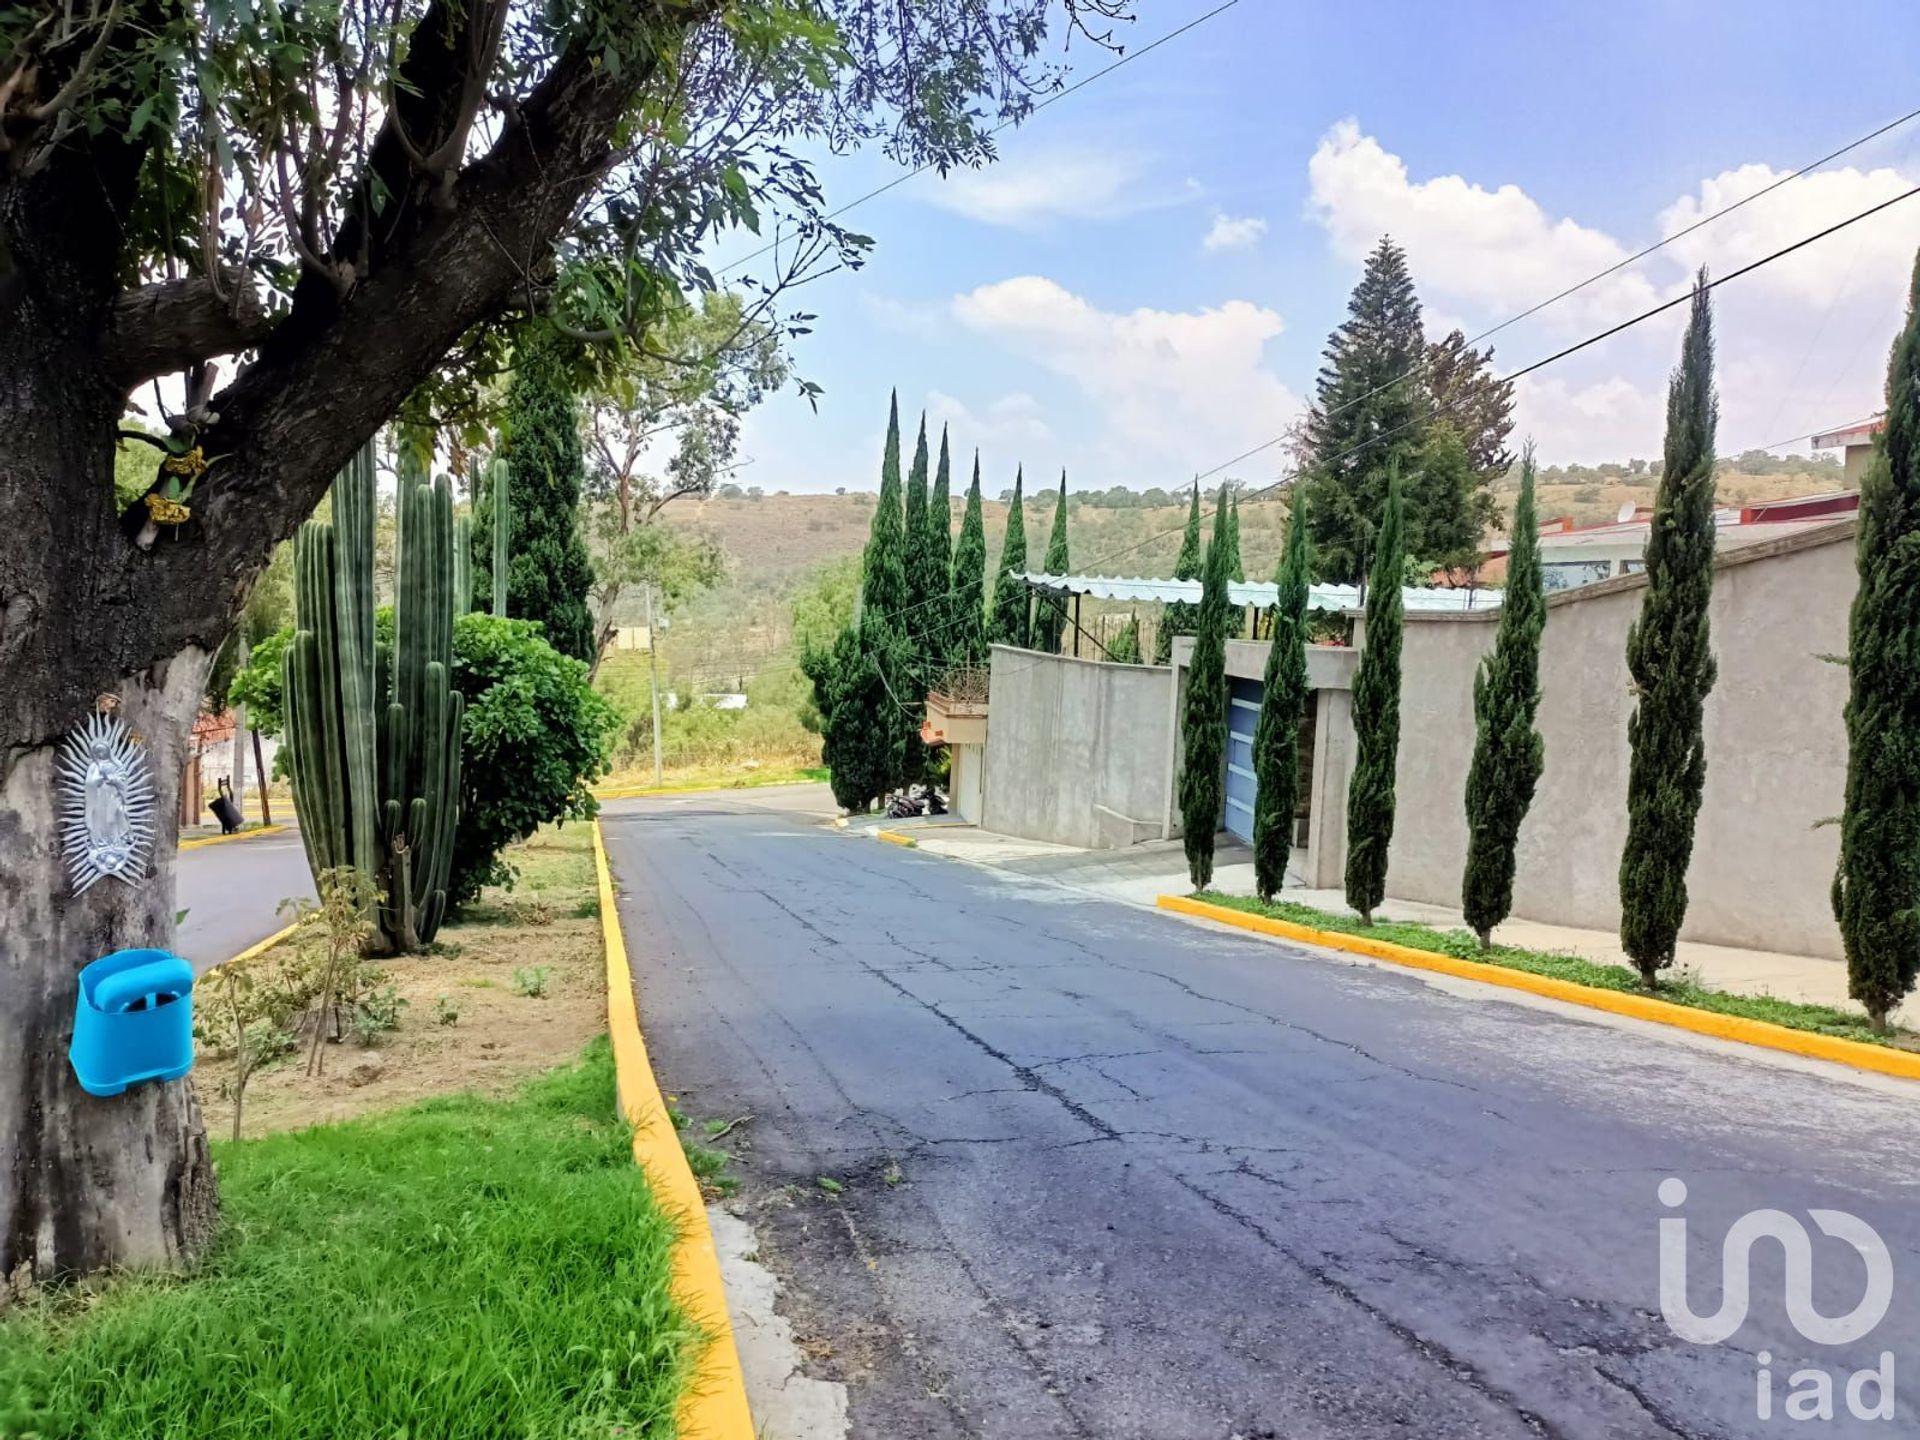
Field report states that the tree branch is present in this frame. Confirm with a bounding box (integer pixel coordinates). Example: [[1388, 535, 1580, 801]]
[[107, 269, 274, 390]]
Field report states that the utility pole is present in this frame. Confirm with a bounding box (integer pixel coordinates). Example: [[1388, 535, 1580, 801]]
[[231, 634, 250, 823], [646, 581, 664, 787]]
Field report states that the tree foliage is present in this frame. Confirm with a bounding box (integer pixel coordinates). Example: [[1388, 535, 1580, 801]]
[[1461, 445, 1545, 946], [1345, 465, 1406, 924], [1833, 248, 1920, 1030], [1034, 472, 1071, 653], [923, 426, 956, 663], [1405, 421, 1480, 575], [1154, 483, 1204, 664], [1252, 486, 1310, 902], [1619, 276, 1719, 985], [950, 453, 990, 667], [902, 414, 934, 653], [472, 330, 596, 661], [1179, 492, 1235, 889], [989, 466, 1031, 648], [1426, 328, 1516, 481], [1303, 238, 1429, 584]]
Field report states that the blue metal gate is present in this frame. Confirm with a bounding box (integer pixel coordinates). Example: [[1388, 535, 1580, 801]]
[[1223, 676, 1263, 843]]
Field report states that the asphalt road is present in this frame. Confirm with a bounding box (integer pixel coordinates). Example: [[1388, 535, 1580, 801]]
[[603, 791, 1920, 1440], [175, 828, 314, 971]]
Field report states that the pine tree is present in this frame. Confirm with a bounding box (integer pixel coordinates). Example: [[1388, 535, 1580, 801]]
[[1345, 463, 1406, 924], [1834, 248, 1920, 1032], [1303, 237, 1429, 584], [1461, 444, 1546, 947], [472, 328, 595, 661], [1106, 615, 1142, 664], [1178, 496, 1235, 889], [1034, 471, 1071, 652], [1154, 482, 1205, 664], [1620, 275, 1719, 987], [1252, 485, 1311, 902], [989, 466, 1031, 648], [926, 426, 955, 663], [950, 451, 990, 667]]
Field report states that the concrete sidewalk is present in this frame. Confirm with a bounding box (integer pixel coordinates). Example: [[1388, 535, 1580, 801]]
[[876, 821, 1915, 1028]]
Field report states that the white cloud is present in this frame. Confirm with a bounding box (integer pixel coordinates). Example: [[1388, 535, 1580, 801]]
[[924, 390, 1056, 461], [950, 275, 1301, 481], [1306, 118, 1662, 330], [1658, 162, 1920, 307], [1306, 120, 1920, 463], [1202, 212, 1267, 252], [919, 144, 1159, 229]]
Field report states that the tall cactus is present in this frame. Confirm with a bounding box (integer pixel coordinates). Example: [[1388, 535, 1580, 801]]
[[285, 439, 464, 952], [489, 455, 510, 619], [453, 513, 473, 614]]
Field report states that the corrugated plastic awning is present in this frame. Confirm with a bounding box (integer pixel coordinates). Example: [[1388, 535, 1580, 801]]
[[1011, 573, 1501, 612]]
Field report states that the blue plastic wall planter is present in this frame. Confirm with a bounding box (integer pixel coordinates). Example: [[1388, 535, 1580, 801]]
[[70, 949, 195, 1098]]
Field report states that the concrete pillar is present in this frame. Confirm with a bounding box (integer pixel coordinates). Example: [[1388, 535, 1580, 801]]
[[1304, 687, 1353, 889]]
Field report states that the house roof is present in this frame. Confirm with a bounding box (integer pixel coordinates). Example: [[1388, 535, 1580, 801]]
[[1011, 572, 1502, 613], [1812, 416, 1885, 449]]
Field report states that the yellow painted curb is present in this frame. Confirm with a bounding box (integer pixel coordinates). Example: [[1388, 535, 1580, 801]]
[[874, 829, 918, 848], [593, 775, 822, 802], [181, 823, 289, 852], [1157, 894, 1920, 1084], [206, 921, 300, 974], [594, 820, 755, 1439]]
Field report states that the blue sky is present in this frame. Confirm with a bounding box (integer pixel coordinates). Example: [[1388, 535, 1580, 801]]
[[727, 0, 1920, 495]]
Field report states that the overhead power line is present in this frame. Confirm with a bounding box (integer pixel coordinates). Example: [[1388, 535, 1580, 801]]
[[1058, 181, 1920, 581], [717, 0, 1243, 277]]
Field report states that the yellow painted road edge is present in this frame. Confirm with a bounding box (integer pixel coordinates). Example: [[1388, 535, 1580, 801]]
[[594, 819, 755, 1440], [180, 823, 289, 852], [212, 921, 299, 972], [1157, 894, 1920, 1084], [874, 828, 918, 848]]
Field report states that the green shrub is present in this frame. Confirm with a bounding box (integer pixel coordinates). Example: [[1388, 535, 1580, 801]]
[[232, 614, 618, 909]]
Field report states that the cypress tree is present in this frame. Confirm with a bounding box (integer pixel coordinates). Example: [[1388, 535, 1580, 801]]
[[1225, 487, 1244, 582], [1154, 482, 1205, 664], [902, 414, 932, 655], [1302, 238, 1429, 584], [1034, 471, 1071, 653], [1345, 463, 1406, 925], [926, 426, 955, 662], [950, 452, 990, 667], [1252, 485, 1311, 902], [1106, 615, 1142, 665], [1460, 443, 1546, 947], [818, 391, 914, 807], [472, 328, 596, 661], [1619, 275, 1719, 987], [1178, 496, 1235, 889], [989, 466, 1030, 648], [1834, 248, 1920, 1032], [863, 393, 910, 626]]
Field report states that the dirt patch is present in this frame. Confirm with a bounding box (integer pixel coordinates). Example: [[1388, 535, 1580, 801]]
[[195, 828, 606, 1139]]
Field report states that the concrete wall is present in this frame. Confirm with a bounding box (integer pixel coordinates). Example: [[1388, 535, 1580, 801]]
[[1375, 522, 1854, 958], [983, 644, 1174, 850]]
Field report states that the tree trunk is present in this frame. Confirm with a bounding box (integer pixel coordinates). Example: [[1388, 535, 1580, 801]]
[[0, 316, 219, 1283], [0, 660, 220, 1285]]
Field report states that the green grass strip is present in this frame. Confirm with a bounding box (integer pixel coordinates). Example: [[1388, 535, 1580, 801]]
[[0, 1038, 701, 1439], [1194, 891, 1919, 1053]]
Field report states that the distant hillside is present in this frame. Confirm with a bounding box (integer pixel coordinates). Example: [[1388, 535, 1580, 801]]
[[660, 456, 1848, 591]]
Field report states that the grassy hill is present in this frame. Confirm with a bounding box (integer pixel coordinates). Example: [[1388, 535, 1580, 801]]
[[606, 458, 1848, 776]]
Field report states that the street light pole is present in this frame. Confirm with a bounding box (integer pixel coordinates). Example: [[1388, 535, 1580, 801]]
[[646, 581, 664, 787]]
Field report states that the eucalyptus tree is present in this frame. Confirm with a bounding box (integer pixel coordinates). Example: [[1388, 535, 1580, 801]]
[[0, 0, 1128, 1284]]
